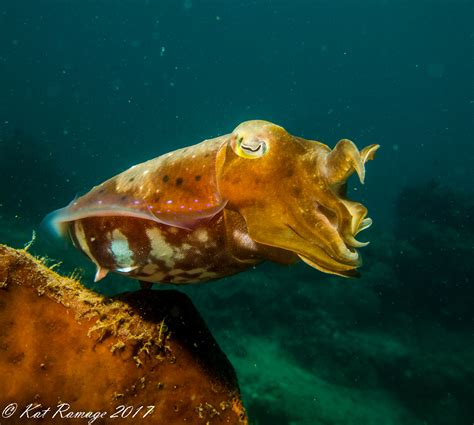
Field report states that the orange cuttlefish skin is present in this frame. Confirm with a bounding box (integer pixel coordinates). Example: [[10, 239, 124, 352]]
[[44, 120, 379, 285]]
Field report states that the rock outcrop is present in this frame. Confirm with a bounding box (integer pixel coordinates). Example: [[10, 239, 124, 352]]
[[0, 244, 247, 424]]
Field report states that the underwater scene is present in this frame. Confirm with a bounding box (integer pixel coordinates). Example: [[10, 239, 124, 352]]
[[0, 0, 472, 424]]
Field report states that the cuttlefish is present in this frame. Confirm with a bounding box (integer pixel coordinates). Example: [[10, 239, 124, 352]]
[[45, 120, 379, 286]]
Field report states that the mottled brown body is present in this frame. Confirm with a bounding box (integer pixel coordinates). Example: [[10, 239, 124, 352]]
[[47, 120, 379, 285], [70, 211, 289, 284]]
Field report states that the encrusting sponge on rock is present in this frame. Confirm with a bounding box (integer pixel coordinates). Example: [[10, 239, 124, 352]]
[[0, 243, 247, 424]]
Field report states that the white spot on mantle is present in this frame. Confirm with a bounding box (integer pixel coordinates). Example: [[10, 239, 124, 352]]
[[146, 228, 175, 268], [110, 229, 134, 268], [195, 229, 209, 243]]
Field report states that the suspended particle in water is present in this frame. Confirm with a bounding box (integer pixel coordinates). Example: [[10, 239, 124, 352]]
[[427, 63, 445, 79]]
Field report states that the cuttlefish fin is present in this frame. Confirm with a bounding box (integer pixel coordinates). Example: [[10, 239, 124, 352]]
[[94, 266, 110, 282], [46, 198, 227, 234], [325, 140, 380, 185], [41, 197, 79, 239]]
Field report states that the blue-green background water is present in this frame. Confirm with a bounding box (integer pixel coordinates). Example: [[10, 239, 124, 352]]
[[0, 1, 473, 424]]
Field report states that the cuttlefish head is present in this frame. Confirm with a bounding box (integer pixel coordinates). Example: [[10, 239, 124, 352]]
[[216, 120, 379, 277]]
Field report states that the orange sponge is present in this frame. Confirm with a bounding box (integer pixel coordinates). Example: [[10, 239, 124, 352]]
[[0, 244, 247, 424]]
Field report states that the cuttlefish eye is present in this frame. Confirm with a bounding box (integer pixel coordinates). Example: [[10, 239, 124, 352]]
[[232, 135, 268, 159]]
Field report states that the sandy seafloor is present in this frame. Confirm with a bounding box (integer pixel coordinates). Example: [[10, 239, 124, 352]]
[[1, 180, 472, 425]]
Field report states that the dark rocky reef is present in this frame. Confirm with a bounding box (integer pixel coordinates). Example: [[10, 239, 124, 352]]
[[393, 180, 473, 327], [0, 244, 247, 424]]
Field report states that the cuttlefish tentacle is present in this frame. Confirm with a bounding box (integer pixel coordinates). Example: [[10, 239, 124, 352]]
[[304, 181, 367, 249], [318, 141, 379, 248], [356, 217, 373, 235], [324, 140, 380, 185], [288, 203, 360, 264], [240, 205, 361, 276], [360, 144, 380, 166]]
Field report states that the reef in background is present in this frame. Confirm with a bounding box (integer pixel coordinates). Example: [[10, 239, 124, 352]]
[[0, 244, 247, 424], [392, 180, 473, 327]]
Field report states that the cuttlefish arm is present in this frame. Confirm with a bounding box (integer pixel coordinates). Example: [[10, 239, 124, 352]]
[[44, 136, 229, 238]]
